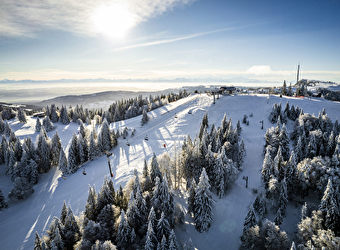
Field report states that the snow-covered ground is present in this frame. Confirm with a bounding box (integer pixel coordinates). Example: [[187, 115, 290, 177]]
[[0, 93, 339, 250]]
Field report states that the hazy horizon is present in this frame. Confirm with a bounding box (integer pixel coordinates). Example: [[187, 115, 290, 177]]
[[0, 80, 283, 104]]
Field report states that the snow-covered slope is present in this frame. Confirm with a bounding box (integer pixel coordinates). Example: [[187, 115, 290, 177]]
[[0, 93, 339, 250]]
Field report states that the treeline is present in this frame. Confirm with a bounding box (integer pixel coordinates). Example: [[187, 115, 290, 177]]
[[0, 117, 118, 203], [240, 103, 340, 250], [35, 157, 181, 250]]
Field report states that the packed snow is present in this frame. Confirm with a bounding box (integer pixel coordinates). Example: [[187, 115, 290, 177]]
[[0, 93, 339, 250]]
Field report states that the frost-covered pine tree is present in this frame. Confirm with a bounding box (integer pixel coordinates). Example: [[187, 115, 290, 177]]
[[307, 133, 317, 159], [238, 138, 246, 171], [51, 131, 61, 167], [274, 207, 283, 226], [319, 179, 339, 231], [261, 148, 273, 187], [26, 159, 39, 185], [58, 148, 68, 175], [126, 193, 141, 230], [193, 168, 214, 233], [214, 155, 225, 198], [67, 132, 79, 174], [100, 118, 112, 152], [35, 118, 42, 133], [0, 188, 8, 210], [141, 109, 149, 126], [63, 206, 80, 249], [34, 231, 43, 250], [43, 116, 54, 132], [8, 177, 34, 201], [59, 106, 70, 124], [156, 211, 171, 241], [116, 210, 131, 249], [36, 132, 51, 173], [145, 220, 157, 250], [278, 123, 289, 161], [286, 150, 297, 193], [50, 104, 59, 123], [84, 185, 97, 222], [17, 107, 27, 123], [243, 205, 257, 234], [88, 131, 97, 161], [77, 134, 86, 165], [97, 176, 114, 214], [150, 153, 162, 185]]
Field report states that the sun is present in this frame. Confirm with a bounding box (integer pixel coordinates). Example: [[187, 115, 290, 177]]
[[92, 2, 137, 39]]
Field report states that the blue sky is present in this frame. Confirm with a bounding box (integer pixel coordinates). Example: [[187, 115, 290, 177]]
[[1, 0, 340, 84]]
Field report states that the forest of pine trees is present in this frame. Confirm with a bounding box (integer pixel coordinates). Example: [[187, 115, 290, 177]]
[[241, 102, 340, 250]]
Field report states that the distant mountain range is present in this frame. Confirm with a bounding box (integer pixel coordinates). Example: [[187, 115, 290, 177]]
[[0, 76, 271, 84]]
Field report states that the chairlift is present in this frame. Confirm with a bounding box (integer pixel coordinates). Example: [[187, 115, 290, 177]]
[[145, 134, 148, 141], [174, 113, 178, 118], [126, 140, 130, 146], [82, 168, 86, 175]]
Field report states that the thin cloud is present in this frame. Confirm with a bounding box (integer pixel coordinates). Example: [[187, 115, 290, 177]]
[[113, 28, 238, 51], [0, 0, 198, 38]]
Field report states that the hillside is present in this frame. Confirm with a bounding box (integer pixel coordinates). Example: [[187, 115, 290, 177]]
[[0, 93, 339, 250]]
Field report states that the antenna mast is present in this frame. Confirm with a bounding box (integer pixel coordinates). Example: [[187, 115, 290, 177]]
[[296, 63, 300, 84]]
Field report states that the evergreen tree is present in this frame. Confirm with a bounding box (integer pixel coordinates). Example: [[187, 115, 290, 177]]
[[187, 178, 197, 217], [141, 109, 149, 126], [50, 227, 64, 250], [307, 133, 318, 159], [243, 205, 257, 234], [50, 104, 59, 123], [34, 231, 43, 250], [51, 131, 62, 167], [100, 118, 112, 152], [60, 201, 68, 224], [319, 179, 339, 231], [35, 118, 42, 133], [17, 107, 27, 123], [63, 206, 80, 250], [84, 185, 98, 222], [143, 158, 149, 178], [116, 210, 131, 250], [156, 212, 171, 241], [59, 106, 70, 124], [126, 193, 141, 230], [36, 131, 51, 173], [274, 207, 283, 226], [88, 131, 97, 161], [26, 159, 39, 185], [238, 138, 246, 171], [78, 134, 86, 164], [150, 153, 162, 185], [67, 132, 79, 174], [214, 155, 225, 198], [145, 220, 157, 250], [58, 148, 68, 175], [43, 116, 54, 132], [0, 189, 8, 210], [168, 229, 178, 250], [8, 177, 34, 201], [261, 148, 273, 188], [97, 176, 114, 215], [97, 204, 116, 242], [278, 124, 289, 161], [193, 168, 214, 233]]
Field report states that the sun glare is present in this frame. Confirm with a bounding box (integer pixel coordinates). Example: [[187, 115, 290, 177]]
[[92, 3, 137, 39]]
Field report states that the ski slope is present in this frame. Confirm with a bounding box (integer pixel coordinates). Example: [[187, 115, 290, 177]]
[[0, 93, 339, 250]]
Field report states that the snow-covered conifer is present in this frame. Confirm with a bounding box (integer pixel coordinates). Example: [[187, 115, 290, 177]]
[[97, 176, 114, 214], [88, 131, 97, 161], [67, 132, 79, 174], [63, 206, 80, 249], [51, 131, 61, 167], [84, 185, 97, 222], [319, 179, 339, 231], [193, 168, 214, 232], [8, 177, 34, 201], [17, 107, 27, 123], [274, 207, 283, 226], [0, 189, 8, 210], [60, 201, 68, 224], [145, 220, 157, 250], [43, 116, 54, 132], [100, 118, 112, 152], [238, 138, 246, 170], [261, 148, 273, 187], [50, 104, 59, 123], [35, 118, 42, 133], [34, 231, 43, 250], [243, 205, 257, 235], [156, 212, 171, 241], [116, 210, 131, 249], [214, 155, 225, 198], [59, 106, 70, 124], [150, 153, 162, 185], [58, 148, 68, 175]]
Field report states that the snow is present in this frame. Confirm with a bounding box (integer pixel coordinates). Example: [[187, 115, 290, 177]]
[[0, 93, 340, 250]]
